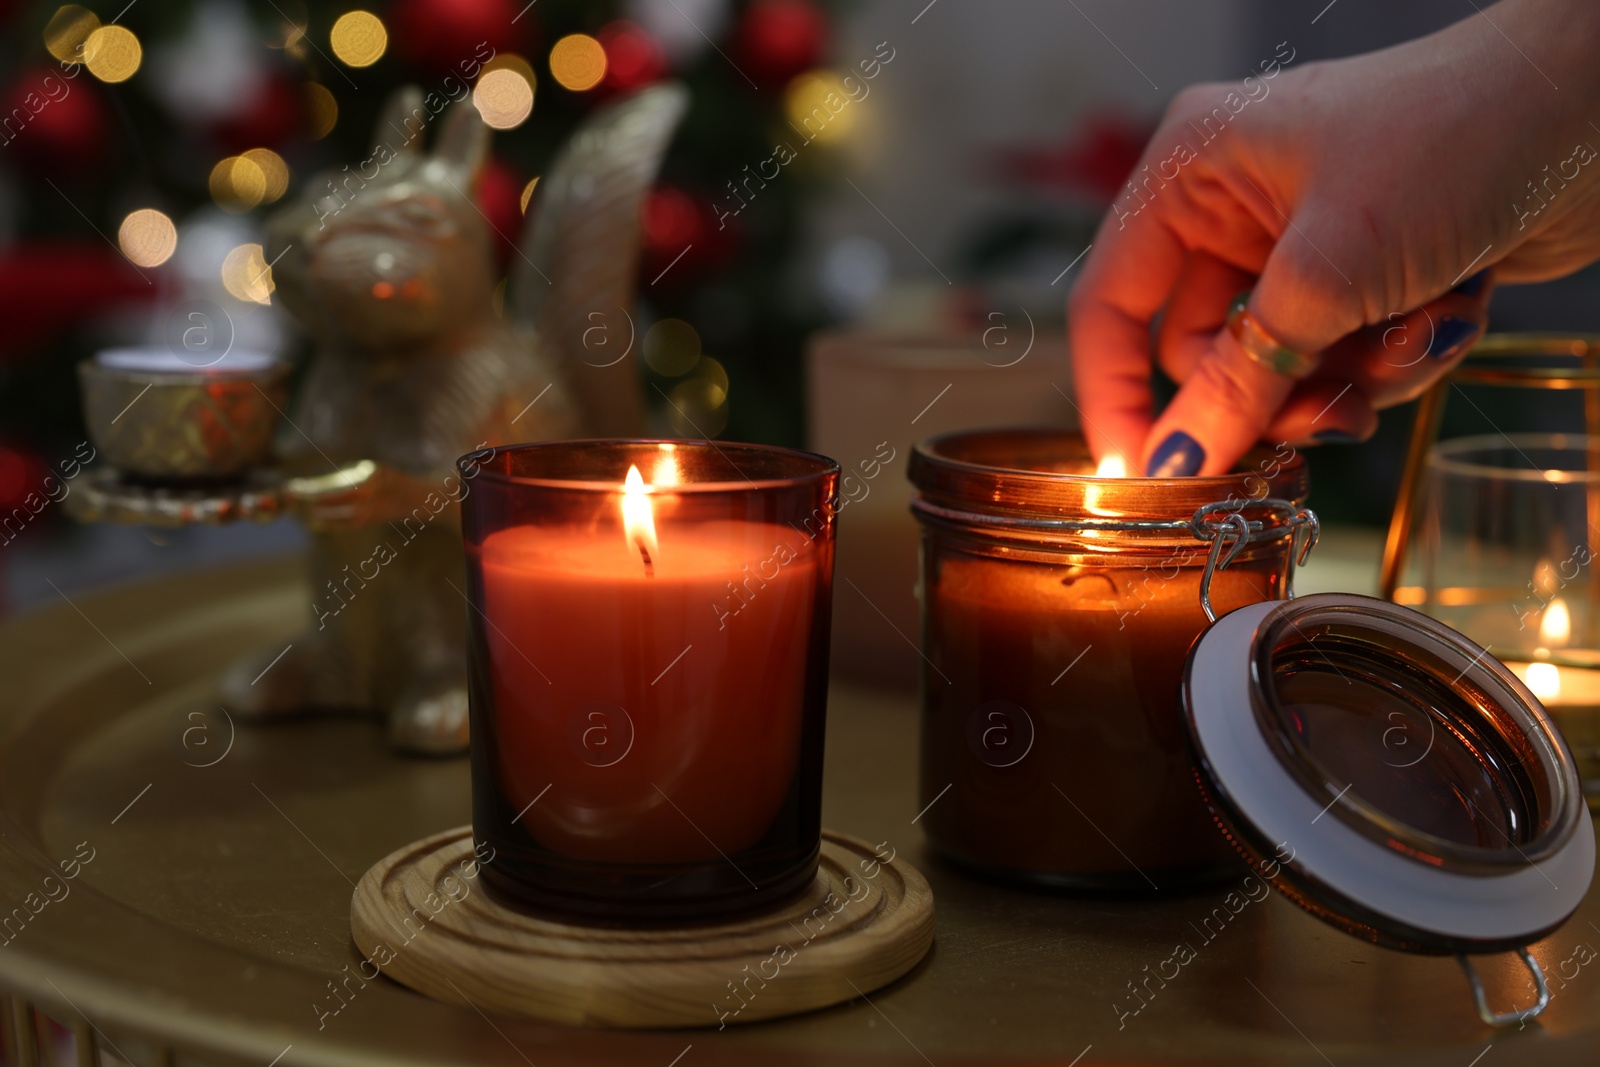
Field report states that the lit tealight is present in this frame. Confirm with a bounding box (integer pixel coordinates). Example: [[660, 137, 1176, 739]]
[[117, 208, 177, 268], [550, 34, 607, 91], [1541, 597, 1573, 646], [82, 25, 142, 83], [330, 11, 387, 68], [519, 176, 540, 214], [473, 68, 534, 130], [1094, 455, 1128, 478], [1525, 661, 1561, 702], [221, 243, 275, 305]]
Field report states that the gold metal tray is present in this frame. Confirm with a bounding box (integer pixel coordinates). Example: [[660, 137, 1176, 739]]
[[2, 552, 1599, 1065]]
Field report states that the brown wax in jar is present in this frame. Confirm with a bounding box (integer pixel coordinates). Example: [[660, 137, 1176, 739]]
[[919, 542, 1288, 888]]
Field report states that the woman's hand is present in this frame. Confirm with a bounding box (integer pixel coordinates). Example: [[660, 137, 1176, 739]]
[[1069, 0, 1600, 476]]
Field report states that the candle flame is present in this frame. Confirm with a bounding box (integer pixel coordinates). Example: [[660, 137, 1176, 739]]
[[1540, 597, 1572, 646], [622, 464, 658, 574], [1525, 661, 1561, 702], [1094, 454, 1128, 478]]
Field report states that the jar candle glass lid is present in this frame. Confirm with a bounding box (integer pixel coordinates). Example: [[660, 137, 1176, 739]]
[[1185, 592, 1593, 957]]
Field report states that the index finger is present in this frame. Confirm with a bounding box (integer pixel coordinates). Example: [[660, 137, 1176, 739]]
[[1067, 187, 1188, 469]]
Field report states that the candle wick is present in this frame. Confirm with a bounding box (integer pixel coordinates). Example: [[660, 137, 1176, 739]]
[[637, 541, 655, 579]]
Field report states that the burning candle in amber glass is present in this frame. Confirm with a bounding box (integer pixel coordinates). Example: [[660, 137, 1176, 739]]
[[459, 440, 838, 923], [909, 429, 1309, 892]]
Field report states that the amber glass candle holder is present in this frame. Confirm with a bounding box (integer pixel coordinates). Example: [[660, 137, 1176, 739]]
[[909, 428, 1310, 892], [459, 440, 838, 924]]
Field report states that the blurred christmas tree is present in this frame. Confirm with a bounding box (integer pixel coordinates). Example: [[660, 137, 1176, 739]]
[[0, 0, 847, 521]]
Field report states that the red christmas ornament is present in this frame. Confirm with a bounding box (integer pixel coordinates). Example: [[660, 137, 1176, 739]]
[[476, 158, 525, 274], [0, 444, 43, 512], [0, 243, 157, 358], [733, 0, 827, 88], [993, 113, 1153, 203], [389, 0, 531, 78], [599, 21, 666, 93], [1, 67, 109, 175], [639, 187, 736, 286]]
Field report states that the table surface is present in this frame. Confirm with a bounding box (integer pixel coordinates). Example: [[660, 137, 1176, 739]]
[[1, 528, 1597, 1066]]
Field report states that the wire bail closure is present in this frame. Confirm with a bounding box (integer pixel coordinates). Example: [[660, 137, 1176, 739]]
[[1457, 949, 1552, 1028], [1190, 498, 1319, 623]]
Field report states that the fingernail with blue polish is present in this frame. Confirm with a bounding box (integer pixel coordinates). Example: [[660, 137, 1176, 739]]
[[1452, 270, 1489, 297], [1312, 429, 1360, 444], [1145, 430, 1206, 477], [1426, 316, 1479, 361]]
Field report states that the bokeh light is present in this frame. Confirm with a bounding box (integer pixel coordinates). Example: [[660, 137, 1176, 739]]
[[221, 244, 275, 305], [519, 177, 540, 214], [693, 356, 729, 406], [599, 21, 666, 92], [82, 25, 142, 83], [473, 68, 534, 130], [210, 156, 263, 212], [330, 11, 387, 68], [43, 5, 98, 63], [242, 148, 290, 203], [305, 83, 338, 139], [783, 69, 856, 143], [550, 34, 607, 92], [117, 209, 177, 268], [643, 319, 702, 376], [668, 377, 728, 438]]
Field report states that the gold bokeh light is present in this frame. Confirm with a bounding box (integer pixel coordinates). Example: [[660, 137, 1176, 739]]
[[550, 34, 607, 92], [784, 70, 856, 144], [210, 156, 263, 212], [43, 5, 99, 63], [221, 244, 275, 305], [643, 319, 701, 376], [305, 83, 338, 139], [243, 148, 290, 203], [117, 209, 177, 268], [473, 68, 534, 130], [330, 11, 387, 68], [82, 25, 142, 83]]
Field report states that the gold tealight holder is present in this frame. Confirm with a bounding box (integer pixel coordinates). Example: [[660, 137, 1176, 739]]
[[1382, 333, 1600, 808], [78, 347, 290, 481]]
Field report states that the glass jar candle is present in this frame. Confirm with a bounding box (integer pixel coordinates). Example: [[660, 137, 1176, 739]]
[[909, 429, 1309, 892], [459, 440, 838, 923]]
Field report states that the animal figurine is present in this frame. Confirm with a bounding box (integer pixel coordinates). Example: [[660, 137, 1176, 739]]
[[220, 83, 688, 754]]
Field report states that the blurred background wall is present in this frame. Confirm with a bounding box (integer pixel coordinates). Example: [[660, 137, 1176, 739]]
[[2, 0, 1595, 614]]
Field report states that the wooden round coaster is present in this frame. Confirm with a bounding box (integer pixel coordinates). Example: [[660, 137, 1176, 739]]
[[350, 826, 935, 1029]]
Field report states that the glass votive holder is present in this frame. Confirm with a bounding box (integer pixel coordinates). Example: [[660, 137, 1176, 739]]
[[909, 428, 1310, 892], [458, 440, 839, 923], [1416, 432, 1600, 809]]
